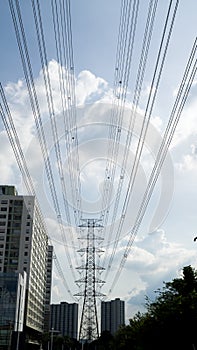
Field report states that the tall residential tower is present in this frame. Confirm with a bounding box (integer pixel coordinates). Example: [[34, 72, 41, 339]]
[[101, 298, 125, 335], [0, 185, 51, 349], [50, 301, 78, 339]]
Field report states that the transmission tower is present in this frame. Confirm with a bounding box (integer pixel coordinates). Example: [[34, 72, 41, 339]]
[[75, 219, 105, 342]]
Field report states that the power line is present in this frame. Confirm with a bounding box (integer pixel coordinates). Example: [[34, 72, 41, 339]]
[[8, 0, 78, 281], [3, 0, 197, 318], [101, 0, 158, 271], [104, 0, 179, 283], [50, 0, 82, 226], [0, 82, 76, 301], [100, 0, 139, 230], [31, 0, 80, 267], [108, 36, 197, 295]]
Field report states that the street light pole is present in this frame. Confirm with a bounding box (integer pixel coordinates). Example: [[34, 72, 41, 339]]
[[50, 328, 54, 350], [8, 321, 12, 350]]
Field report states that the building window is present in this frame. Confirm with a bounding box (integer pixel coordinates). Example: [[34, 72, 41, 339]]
[[13, 222, 21, 228], [0, 214, 6, 219], [14, 200, 23, 206], [0, 208, 7, 212], [13, 229, 21, 235], [14, 215, 21, 220], [0, 222, 6, 226]]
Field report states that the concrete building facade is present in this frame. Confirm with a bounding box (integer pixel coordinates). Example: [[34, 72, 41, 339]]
[[44, 245, 53, 332], [0, 271, 26, 349], [0, 185, 51, 349], [50, 301, 78, 339], [101, 298, 125, 335]]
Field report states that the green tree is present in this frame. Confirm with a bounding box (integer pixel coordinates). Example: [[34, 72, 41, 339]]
[[89, 330, 114, 350], [114, 265, 197, 350]]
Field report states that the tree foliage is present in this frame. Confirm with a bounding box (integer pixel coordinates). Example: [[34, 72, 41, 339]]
[[41, 333, 80, 350], [114, 265, 197, 350], [44, 266, 197, 350]]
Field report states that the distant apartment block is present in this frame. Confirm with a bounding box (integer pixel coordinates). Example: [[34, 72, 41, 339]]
[[0, 185, 52, 349], [101, 298, 125, 335], [50, 301, 78, 339]]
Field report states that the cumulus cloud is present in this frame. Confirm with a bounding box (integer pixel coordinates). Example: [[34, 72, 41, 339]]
[[1, 60, 197, 316], [76, 70, 108, 105], [177, 153, 197, 172], [120, 230, 197, 319], [171, 95, 197, 149], [1, 60, 112, 199]]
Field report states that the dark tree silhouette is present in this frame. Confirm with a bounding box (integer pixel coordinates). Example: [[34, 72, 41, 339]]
[[114, 265, 197, 350]]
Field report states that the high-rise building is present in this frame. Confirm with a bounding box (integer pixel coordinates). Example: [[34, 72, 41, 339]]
[[0, 271, 26, 349], [44, 245, 53, 332], [0, 185, 51, 349], [101, 298, 125, 335], [50, 301, 78, 339]]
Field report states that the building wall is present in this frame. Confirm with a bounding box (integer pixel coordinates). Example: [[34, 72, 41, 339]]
[[0, 271, 26, 349], [50, 302, 78, 339], [0, 185, 51, 345], [44, 245, 53, 332], [24, 202, 48, 332], [101, 298, 125, 335]]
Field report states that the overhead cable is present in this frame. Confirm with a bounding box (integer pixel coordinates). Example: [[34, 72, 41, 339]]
[[101, 0, 158, 270], [31, 0, 80, 267], [0, 82, 76, 300], [104, 0, 179, 281], [108, 35, 197, 294], [8, 0, 78, 280]]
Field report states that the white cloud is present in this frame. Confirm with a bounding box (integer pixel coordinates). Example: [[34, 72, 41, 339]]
[[120, 230, 197, 319], [4, 80, 34, 150], [0, 130, 21, 184], [76, 70, 108, 105], [171, 96, 197, 148], [176, 153, 197, 172], [1, 61, 197, 321]]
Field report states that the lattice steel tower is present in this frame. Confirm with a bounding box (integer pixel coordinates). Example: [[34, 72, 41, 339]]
[[75, 219, 105, 342]]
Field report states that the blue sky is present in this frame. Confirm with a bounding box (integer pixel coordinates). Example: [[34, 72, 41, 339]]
[[1, 1, 197, 326], [0, 0, 121, 84]]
